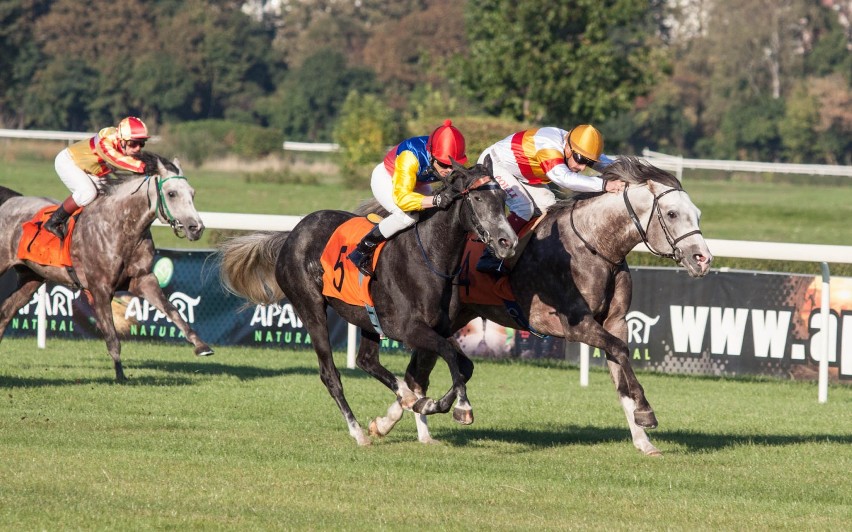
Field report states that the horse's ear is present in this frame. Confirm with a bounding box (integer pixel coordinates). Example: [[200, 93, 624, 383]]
[[156, 158, 167, 176], [450, 156, 466, 172], [483, 154, 494, 176], [172, 157, 183, 175]]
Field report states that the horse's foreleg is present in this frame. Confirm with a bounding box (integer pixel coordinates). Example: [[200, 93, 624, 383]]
[[89, 287, 126, 381], [128, 273, 213, 356], [606, 361, 661, 456], [370, 348, 442, 443], [561, 314, 656, 428], [0, 277, 43, 340], [404, 326, 473, 425]]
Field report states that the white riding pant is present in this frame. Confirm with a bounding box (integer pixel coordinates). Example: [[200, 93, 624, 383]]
[[478, 151, 555, 221], [370, 162, 432, 238], [55, 148, 100, 206]]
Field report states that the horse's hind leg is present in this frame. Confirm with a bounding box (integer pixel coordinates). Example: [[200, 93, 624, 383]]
[[128, 273, 213, 356], [0, 275, 43, 340], [89, 286, 127, 381]]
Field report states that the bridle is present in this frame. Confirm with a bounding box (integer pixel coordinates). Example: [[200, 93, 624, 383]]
[[415, 174, 503, 279], [570, 183, 702, 265], [623, 184, 702, 261], [133, 174, 191, 238]]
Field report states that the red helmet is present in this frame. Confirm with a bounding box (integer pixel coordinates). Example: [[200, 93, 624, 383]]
[[117, 116, 150, 141], [427, 119, 467, 165]]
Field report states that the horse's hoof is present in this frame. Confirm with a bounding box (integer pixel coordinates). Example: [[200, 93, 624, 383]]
[[419, 436, 441, 445], [195, 345, 214, 357], [368, 419, 384, 438], [398, 390, 417, 410], [412, 397, 435, 415], [645, 449, 663, 457], [634, 409, 658, 429], [453, 406, 474, 425]]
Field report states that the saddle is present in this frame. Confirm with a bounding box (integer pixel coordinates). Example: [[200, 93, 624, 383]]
[[17, 205, 81, 267]]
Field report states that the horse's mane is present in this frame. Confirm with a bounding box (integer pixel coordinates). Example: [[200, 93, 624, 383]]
[[104, 152, 178, 188], [549, 156, 682, 214]]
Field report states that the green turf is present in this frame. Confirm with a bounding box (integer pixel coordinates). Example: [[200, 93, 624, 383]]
[[0, 339, 849, 530]]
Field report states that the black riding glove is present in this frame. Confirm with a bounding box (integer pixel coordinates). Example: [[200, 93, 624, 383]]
[[432, 189, 457, 210]]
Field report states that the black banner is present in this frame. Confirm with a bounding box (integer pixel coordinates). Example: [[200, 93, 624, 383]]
[[2, 251, 849, 380]]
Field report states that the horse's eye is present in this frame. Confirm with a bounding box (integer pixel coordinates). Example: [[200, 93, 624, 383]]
[[667, 210, 677, 219], [168, 191, 176, 198]]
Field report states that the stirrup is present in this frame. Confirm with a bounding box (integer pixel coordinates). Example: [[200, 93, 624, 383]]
[[347, 249, 373, 277], [475, 254, 506, 275], [43, 220, 67, 240]]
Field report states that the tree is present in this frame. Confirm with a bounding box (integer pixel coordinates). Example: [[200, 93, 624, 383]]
[[333, 91, 401, 187], [457, 0, 663, 124], [260, 49, 378, 142]]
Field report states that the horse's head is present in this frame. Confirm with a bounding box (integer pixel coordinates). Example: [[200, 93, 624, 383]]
[[608, 157, 713, 277], [441, 156, 517, 260], [148, 156, 205, 241]]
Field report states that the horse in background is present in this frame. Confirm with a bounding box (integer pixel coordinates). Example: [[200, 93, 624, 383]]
[[218, 159, 516, 445], [0, 153, 212, 381], [370, 157, 713, 456]]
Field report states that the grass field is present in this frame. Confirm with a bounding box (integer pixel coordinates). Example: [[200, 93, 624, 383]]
[[0, 338, 850, 530]]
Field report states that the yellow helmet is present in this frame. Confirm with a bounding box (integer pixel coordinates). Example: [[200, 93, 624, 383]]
[[566, 124, 603, 162]]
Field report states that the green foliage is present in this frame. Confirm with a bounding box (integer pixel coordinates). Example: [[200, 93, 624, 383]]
[[333, 91, 401, 188], [163, 120, 281, 166], [779, 83, 821, 162], [716, 97, 784, 160], [458, 0, 662, 124], [259, 49, 379, 142]]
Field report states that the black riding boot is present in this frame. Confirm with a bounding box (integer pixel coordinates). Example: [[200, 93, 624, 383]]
[[347, 226, 386, 276], [475, 246, 507, 275], [43, 205, 73, 240]]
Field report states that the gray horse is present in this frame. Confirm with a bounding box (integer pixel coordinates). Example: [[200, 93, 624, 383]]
[[368, 157, 713, 456], [0, 153, 212, 381]]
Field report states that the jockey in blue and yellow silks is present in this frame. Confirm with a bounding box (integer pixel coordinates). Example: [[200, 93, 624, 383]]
[[44, 116, 150, 240], [347, 119, 468, 277]]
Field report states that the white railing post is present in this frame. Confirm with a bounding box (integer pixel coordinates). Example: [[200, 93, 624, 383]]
[[818, 262, 831, 404], [579, 343, 589, 387], [37, 284, 47, 349], [346, 323, 357, 369]]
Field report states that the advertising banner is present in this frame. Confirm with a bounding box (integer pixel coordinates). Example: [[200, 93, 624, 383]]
[[2, 251, 849, 380]]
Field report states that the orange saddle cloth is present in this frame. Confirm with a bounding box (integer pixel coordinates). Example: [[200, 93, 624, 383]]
[[458, 216, 540, 306], [17, 206, 79, 267], [320, 217, 388, 307], [458, 235, 516, 305]]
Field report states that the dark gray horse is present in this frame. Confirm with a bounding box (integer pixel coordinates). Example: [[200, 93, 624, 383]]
[[369, 157, 713, 455], [0, 153, 212, 381], [217, 160, 517, 445]]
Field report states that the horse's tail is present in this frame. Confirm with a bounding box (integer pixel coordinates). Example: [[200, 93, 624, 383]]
[[217, 231, 288, 305], [0, 186, 23, 208]]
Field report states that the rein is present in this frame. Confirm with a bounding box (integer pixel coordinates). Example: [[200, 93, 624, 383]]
[[414, 174, 502, 280]]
